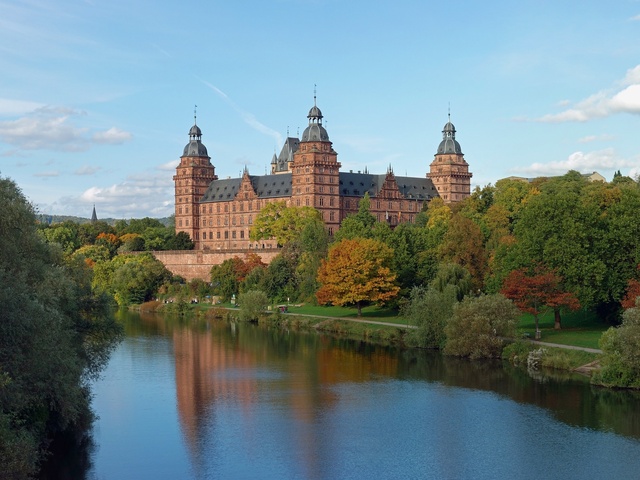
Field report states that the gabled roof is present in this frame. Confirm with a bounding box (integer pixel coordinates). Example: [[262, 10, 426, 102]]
[[339, 172, 438, 200], [201, 174, 292, 202], [200, 172, 437, 203]]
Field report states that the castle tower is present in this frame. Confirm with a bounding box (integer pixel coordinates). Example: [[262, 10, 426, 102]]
[[291, 96, 341, 235], [173, 113, 217, 248], [427, 116, 472, 203]]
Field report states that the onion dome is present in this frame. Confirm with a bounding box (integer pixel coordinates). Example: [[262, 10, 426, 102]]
[[301, 100, 329, 142], [437, 119, 462, 155], [182, 121, 209, 157]]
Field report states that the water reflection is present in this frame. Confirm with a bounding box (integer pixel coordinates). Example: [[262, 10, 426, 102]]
[[82, 311, 640, 479]]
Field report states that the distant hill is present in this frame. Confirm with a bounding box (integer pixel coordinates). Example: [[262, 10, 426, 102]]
[[36, 214, 173, 227]]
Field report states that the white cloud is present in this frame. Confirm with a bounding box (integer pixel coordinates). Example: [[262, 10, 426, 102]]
[[157, 160, 179, 171], [0, 98, 45, 116], [577, 134, 615, 143], [537, 65, 640, 122], [34, 170, 60, 177], [0, 105, 132, 151], [75, 173, 175, 218], [512, 148, 636, 176], [92, 127, 132, 144], [630, 14, 640, 21], [74, 165, 101, 175]]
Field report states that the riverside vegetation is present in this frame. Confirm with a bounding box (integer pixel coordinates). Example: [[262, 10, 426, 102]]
[[27, 172, 640, 408], [0, 178, 122, 479]]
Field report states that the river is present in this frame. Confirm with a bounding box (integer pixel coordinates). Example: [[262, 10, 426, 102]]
[[46, 311, 640, 479]]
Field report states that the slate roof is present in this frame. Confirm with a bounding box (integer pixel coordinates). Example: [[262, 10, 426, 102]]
[[339, 172, 438, 200], [201, 174, 292, 203], [200, 172, 437, 203]]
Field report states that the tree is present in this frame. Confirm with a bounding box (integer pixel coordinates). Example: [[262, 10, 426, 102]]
[[438, 214, 487, 290], [238, 290, 269, 322], [250, 202, 322, 245], [402, 285, 457, 349], [316, 238, 400, 316], [501, 266, 580, 337], [622, 274, 640, 310], [593, 298, 640, 388], [92, 253, 171, 307], [430, 263, 473, 301], [443, 294, 520, 359], [0, 176, 120, 476]]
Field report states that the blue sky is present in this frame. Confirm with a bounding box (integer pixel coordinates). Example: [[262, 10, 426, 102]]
[[1, 0, 639, 219]]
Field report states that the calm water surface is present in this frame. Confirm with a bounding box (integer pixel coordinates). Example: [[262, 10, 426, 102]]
[[79, 312, 640, 479]]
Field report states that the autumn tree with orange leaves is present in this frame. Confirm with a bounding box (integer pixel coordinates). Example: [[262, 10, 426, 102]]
[[316, 238, 400, 316], [501, 266, 580, 339]]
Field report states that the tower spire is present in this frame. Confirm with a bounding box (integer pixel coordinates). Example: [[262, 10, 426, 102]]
[[314, 84, 317, 106], [194, 104, 197, 125]]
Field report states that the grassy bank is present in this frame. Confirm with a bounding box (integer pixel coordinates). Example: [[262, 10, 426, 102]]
[[136, 300, 604, 373], [517, 309, 607, 350]]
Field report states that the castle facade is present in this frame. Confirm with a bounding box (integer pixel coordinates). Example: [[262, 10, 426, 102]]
[[174, 100, 472, 251]]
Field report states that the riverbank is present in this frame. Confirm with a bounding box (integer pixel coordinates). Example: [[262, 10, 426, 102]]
[[135, 300, 601, 377]]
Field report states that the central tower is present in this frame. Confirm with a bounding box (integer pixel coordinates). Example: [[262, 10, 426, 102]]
[[290, 96, 341, 234]]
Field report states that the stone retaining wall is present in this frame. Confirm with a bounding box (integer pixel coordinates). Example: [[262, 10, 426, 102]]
[[152, 249, 281, 281]]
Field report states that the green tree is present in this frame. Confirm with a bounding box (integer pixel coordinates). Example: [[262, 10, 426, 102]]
[[250, 202, 322, 245], [0, 177, 120, 477], [430, 262, 474, 301], [444, 294, 519, 359], [92, 253, 171, 307], [402, 285, 457, 349], [316, 238, 400, 316], [238, 290, 269, 322], [593, 299, 640, 388]]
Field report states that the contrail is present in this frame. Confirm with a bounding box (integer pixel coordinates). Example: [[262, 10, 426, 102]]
[[197, 77, 282, 147]]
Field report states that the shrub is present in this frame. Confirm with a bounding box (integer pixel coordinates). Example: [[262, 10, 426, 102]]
[[237, 290, 269, 322], [444, 294, 520, 359], [402, 285, 457, 349], [593, 301, 640, 388]]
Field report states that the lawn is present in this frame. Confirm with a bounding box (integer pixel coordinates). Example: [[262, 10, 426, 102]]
[[517, 309, 609, 350], [283, 304, 410, 325]]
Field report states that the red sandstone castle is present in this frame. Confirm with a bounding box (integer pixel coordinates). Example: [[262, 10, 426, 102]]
[[174, 99, 472, 250]]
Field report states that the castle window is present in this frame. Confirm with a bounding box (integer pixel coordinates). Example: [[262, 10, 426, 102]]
[[330, 197, 334, 206], [240, 217, 244, 225], [209, 231, 213, 239], [208, 206, 212, 213], [224, 231, 229, 239], [232, 204, 236, 212], [179, 220, 183, 227], [249, 215, 252, 224], [179, 207, 183, 214], [240, 231, 245, 239], [217, 205, 221, 213], [186, 207, 189, 214], [328, 227, 333, 236], [305, 198, 310, 206], [217, 218, 221, 226], [217, 232, 221, 239], [232, 217, 236, 226], [319, 197, 324, 206], [186, 220, 189, 226], [232, 231, 236, 239], [330, 211, 335, 221], [346, 200, 351, 208], [296, 198, 300, 206], [224, 204, 228, 213]]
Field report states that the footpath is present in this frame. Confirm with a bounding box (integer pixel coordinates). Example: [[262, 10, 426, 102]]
[[285, 311, 603, 354]]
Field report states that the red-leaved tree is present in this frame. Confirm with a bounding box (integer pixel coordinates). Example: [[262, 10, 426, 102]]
[[501, 266, 580, 338], [622, 278, 640, 310]]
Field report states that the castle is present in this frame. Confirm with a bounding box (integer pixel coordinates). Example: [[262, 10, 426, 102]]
[[174, 99, 472, 251]]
